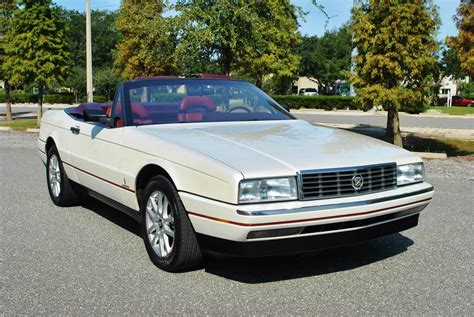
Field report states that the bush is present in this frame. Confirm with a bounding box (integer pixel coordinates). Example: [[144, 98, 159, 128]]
[[43, 93, 75, 104], [0, 92, 37, 103], [400, 103, 428, 114], [79, 95, 109, 103], [271, 95, 357, 110]]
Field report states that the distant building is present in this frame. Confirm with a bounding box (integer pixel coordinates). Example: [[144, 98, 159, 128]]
[[293, 77, 319, 95], [438, 75, 470, 98]]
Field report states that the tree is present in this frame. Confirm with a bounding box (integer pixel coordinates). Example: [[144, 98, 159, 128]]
[[176, 0, 301, 85], [0, 0, 17, 121], [439, 45, 464, 79], [238, 0, 301, 87], [4, 0, 70, 126], [64, 66, 86, 103], [176, 0, 257, 76], [447, 0, 473, 79], [350, 1, 439, 147], [61, 9, 119, 70], [94, 68, 121, 101], [115, 0, 177, 79], [299, 26, 352, 94]]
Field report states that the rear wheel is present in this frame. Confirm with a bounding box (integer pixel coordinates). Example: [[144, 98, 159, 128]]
[[140, 175, 202, 272], [46, 145, 82, 206]]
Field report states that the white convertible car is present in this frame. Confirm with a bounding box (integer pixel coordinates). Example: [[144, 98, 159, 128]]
[[38, 76, 434, 271]]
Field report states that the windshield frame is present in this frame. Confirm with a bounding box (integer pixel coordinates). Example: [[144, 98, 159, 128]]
[[120, 78, 294, 127]]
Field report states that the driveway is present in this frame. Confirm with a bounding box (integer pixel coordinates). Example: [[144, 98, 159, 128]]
[[1, 132, 473, 315]]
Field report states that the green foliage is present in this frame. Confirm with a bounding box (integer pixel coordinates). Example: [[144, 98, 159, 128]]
[[271, 95, 357, 110], [350, 0, 440, 145], [94, 68, 121, 101], [299, 26, 352, 93], [4, 0, 70, 89], [79, 95, 108, 103], [115, 0, 177, 79], [0, 92, 37, 103], [175, 0, 301, 83], [64, 66, 86, 102], [43, 93, 75, 104], [458, 82, 474, 98], [61, 9, 119, 69], [446, 1, 474, 79], [0, 0, 16, 81], [439, 46, 465, 79]]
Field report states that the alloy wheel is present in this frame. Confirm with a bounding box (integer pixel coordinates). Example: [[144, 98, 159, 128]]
[[145, 191, 175, 258], [48, 154, 61, 198]]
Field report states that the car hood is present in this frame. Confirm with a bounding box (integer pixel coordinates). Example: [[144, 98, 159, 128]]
[[139, 120, 419, 178]]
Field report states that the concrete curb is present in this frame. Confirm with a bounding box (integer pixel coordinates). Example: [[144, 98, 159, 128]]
[[413, 152, 448, 160], [0, 126, 13, 132], [26, 128, 40, 133]]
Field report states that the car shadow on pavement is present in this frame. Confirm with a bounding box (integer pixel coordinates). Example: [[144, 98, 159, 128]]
[[203, 233, 414, 284], [79, 196, 415, 282], [81, 197, 141, 237]]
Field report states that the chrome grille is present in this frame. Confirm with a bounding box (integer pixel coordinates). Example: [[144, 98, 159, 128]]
[[299, 163, 397, 200]]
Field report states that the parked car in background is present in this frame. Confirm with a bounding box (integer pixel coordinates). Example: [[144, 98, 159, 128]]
[[38, 75, 433, 272], [438, 96, 474, 107], [299, 88, 318, 96]]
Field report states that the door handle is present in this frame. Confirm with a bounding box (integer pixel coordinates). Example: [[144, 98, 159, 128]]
[[70, 126, 80, 134]]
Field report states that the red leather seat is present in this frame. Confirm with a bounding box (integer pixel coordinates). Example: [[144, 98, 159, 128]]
[[178, 96, 217, 122], [105, 102, 151, 126]]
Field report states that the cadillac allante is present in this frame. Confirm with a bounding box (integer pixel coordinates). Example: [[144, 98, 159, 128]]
[[38, 75, 434, 271]]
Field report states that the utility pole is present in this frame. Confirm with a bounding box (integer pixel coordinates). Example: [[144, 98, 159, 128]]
[[350, 0, 363, 97], [86, 0, 93, 102]]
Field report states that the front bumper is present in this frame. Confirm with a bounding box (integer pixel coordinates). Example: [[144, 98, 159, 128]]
[[197, 212, 420, 257], [181, 182, 433, 251]]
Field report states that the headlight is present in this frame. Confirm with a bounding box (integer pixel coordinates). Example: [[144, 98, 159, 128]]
[[238, 177, 297, 203], [397, 163, 424, 186]]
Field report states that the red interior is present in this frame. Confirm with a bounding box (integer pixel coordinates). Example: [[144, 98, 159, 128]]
[[77, 96, 220, 126]]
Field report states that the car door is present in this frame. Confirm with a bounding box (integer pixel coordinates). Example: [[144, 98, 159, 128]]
[[67, 92, 127, 204]]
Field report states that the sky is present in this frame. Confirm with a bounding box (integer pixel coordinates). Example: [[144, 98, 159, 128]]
[[55, 0, 459, 41]]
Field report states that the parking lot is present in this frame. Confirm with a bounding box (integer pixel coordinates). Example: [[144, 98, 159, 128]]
[[1, 132, 473, 315]]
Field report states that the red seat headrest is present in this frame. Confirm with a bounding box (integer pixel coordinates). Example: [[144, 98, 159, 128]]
[[179, 96, 216, 113]]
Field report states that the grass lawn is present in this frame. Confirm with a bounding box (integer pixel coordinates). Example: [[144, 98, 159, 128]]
[[0, 119, 38, 131], [429, 106, 474, 116], [352, 129, 474, 156]]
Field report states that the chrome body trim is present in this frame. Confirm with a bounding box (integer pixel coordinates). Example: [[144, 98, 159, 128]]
[[236, 186, 434, 216]]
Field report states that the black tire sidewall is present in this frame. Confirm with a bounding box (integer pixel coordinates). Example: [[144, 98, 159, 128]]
[[140, 176, 184, 270]]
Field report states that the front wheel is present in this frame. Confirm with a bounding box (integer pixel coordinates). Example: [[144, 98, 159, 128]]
[[46, 145, 82, 206], [140, 175, 202, 272]]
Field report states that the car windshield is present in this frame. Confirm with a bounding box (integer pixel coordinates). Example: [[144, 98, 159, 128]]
[[305, 88, 317, 92], [122, 79, 293, 126]]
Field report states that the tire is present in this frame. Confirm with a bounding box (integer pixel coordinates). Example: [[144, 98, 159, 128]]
[[46, 144, 82, 206], [140, 175, 202, 272]]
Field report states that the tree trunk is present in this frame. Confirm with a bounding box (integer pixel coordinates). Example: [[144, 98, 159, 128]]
[[387, 108, 403, 147], [4, 79, 13, 121], [255, 75, 263, 89], [221, 47, 233, 76], [37, 84, 44, 127]]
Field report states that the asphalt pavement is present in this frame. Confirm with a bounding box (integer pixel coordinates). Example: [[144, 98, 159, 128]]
[[293, 112, 474, 130], [1, 132, 473, 315]]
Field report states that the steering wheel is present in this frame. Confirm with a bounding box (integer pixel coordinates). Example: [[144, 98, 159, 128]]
[[228, 106, 252, 113]]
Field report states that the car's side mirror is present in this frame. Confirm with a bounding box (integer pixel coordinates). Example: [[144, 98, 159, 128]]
[[84, 109, 109, 125], [282, 105, 291, 112]]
